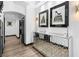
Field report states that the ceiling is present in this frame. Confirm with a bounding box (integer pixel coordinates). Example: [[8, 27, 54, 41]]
[[4, 12, 24, 21], [13, 1, 41, 7], [13, 1, 27, 7]]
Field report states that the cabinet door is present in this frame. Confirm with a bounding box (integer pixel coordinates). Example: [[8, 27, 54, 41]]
[[0, 1, 3, 57], [44, 35, 50, 42], [0, 37, 3, 57], [50, 35, 68, 47]]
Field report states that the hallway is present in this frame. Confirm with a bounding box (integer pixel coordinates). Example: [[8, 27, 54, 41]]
[[2, 36, 43, 57]]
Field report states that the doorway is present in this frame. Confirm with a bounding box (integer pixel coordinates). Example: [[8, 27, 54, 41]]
[[3, 12, 25, 55], [19, 17, 25, 44]]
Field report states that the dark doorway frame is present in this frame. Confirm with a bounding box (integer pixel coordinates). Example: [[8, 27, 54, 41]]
[[3, 15, 5, 45]]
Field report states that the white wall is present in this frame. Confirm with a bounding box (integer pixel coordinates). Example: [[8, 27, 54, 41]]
[[4, 12, 24, 37], [35, 1, 68, 47], [69, 1, 79, 57], [25, 2, 35, 44], [34, 1, 79, 57], [5, 20, 19, 37], [36, 1, 67, 34]]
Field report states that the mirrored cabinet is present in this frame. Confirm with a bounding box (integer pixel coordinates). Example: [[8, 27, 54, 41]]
[[0, 1, 4, 57], [33, 32, 69, 57]]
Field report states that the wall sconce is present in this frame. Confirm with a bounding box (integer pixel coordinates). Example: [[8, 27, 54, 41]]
[[36, 17, 38, 21], [76, 4, 79, 13], [75, 3, 79, 20], [36, 17, 38, 23]]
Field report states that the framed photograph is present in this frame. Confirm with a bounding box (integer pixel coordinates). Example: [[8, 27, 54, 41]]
[[7, 21, 12, 26], [39, 10, 48, 27], [50, 1, 69, 27]]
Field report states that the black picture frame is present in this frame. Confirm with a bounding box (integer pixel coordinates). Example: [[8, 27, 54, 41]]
[[7, 21, 12, 26], [39, 10, 48, 27], [50, 1, 69, 27]]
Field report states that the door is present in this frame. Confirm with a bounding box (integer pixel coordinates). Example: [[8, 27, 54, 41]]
[[19, 17, 25, 45]]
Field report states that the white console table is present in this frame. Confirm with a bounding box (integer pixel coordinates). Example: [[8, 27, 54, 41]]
[[33, 32, 69, 57], [34, 32, 69, 47]]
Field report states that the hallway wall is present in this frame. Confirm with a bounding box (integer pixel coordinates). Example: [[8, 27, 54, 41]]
[[69, 1, 79, 57], [35, 1, 67, 33], [25, 2, 35, 44], [24, 1, 69, 47], [34, 1, 79, 57], [4, 12, 24, 37], [35, 1, 68, 47], [5, 20, 19, 37]]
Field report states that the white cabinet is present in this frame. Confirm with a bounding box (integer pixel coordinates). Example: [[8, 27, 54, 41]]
[[39, 34, 44, 39], [50, 35, 68, 47]]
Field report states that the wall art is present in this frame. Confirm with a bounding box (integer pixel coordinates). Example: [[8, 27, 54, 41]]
[[39, 10, 48, 27], [50, 1, 69, 27]]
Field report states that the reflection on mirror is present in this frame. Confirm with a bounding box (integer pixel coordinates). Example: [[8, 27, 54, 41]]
[[33, 32, 69, 57]]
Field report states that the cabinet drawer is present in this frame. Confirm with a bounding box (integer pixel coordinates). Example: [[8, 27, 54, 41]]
[[50, 36, 68, 47]]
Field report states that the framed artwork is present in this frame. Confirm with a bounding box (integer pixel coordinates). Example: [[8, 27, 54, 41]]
[[50, 1, 69, 27], [7, 21, 12, 26], [39, 10, 48, 27]]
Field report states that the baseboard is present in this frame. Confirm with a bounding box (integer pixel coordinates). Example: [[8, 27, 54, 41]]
[[5, 35, 20, 39], [15, 36, 20, 39], [32, 46, 45, 57], [50, 42, 68, 49], [23, 42, 33, 46], [5, 35, 16, 37]]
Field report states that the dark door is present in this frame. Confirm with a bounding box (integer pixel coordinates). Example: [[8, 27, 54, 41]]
[[19, 17, 25, 45], [0, 1, 4, 57]]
